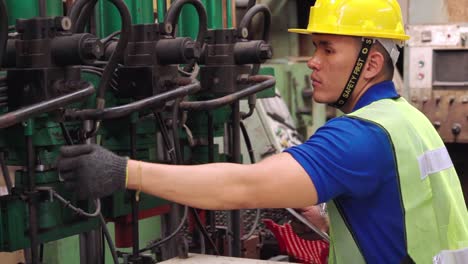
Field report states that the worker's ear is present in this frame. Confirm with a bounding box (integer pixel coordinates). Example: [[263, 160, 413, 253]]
[[363, 50, 385, 80]]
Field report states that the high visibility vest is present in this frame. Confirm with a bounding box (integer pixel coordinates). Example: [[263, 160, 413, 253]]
[[327, 97, 468, 264]]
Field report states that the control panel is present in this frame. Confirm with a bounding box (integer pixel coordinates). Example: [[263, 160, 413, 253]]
[[407, 24, 468, 90], [405, 24, 468, 143]]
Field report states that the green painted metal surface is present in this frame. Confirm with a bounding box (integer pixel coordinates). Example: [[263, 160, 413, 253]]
[[226, 0, 233, 28], [177, 0, 233, 38], [157, 0, 167, 22], [41, 217, 161, 264], [0, 195, 99, 251], [4, 0, 63, 26], [96, 0, 155, 38], [256, 67, 276, 99]]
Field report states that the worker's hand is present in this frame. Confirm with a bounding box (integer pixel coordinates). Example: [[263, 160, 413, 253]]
[[291, 205, 329, 241], [56, 144, 128, 200], [299, 206, 329, 233]]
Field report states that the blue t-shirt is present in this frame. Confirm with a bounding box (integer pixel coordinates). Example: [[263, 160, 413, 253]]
[[285, 81, 406, 263]]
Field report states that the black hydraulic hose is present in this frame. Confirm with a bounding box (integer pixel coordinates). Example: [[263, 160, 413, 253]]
[[164, 0, 207, 73], [229, 101, 242, 257], [0, 152, 12, 194], [101, 30, 121, 45], [26, 135, 39, 264], [99, 213, 119, 264], [59, 122, 74, 145], [239, 4, 272, 75], [180, 75, 275, 111], [0, 81, 95, 129], [73, 0, 98, 33], [96, 0, 131, 103], [238, 4, 271, 43], [84, 0, 137, 138], [191, 208, 220, 255], [239, 121, 255, 163], [65, 80, 201, 120], [241, 94, 256, 119], [164, 0, 207, 47], [139, 205, 188, 253], [0, 0, 8, 66], [69, 0, 91, 24]]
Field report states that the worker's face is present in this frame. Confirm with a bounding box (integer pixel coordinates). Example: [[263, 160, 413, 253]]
[[307, 34, 361, 104]]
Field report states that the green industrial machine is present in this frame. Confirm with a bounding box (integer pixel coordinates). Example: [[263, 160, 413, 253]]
[[0, 0, 100, 261], [0, 0, 277, 264]]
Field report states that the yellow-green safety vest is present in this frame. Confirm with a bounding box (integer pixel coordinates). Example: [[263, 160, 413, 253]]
[[327, 97, 468, 264]]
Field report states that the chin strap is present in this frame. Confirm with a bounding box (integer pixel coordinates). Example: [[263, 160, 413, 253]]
[[332, 38, 374, 108]]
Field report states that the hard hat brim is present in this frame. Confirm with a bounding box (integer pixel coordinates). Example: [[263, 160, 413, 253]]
[[288, 28, 410, 41], [288, 28, 314, 34]]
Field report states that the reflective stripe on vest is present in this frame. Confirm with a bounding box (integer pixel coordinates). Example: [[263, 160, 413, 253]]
[[327, 97, 468, 264]]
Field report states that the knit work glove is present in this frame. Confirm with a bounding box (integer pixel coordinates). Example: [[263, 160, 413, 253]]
[[57, 144, 128, 200]]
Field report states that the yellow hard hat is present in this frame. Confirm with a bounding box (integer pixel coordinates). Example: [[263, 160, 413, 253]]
[[289, 0, 410, 41]]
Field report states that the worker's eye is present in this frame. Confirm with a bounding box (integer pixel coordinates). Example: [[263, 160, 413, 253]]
[[325, 48, 333, 54]]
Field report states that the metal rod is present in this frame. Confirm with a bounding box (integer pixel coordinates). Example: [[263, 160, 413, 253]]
[[26, 135, 39, 264], [0, 81, 95, 129], [38, 0, 47, 17], [180, 75, 275, 111], [229, 101, 242, 257], [238, 4, 271, 42], [130, 122, 140, 260], [65, 80, 201, 120], [206, 112, 217, 255]]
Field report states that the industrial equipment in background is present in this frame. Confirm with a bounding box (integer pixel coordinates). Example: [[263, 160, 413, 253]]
[[404, 23, 468, 209], [405, 24, 468, 144], [0, 0, 305, 263]]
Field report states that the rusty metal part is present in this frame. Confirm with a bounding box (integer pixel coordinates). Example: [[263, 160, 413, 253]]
[[180, 75, 275, 111], [0, 81, 94, 129], [411, 90, 468, 143], [65, 80, 201, 120]]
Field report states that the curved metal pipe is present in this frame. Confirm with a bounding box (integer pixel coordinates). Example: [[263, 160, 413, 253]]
[[164, 0, 208, 73], [0, 81, 95, 129], [65, 80, 201, 120], [180, 75, 275, 111], [69, 0, 92, 25], [0, 0, 8, 66], [164, 0, 208, 47], [239, 4, 272, 75], [73, 0, 98, 33], [96, 0, 132, 103], [239, 4, 271, 42]]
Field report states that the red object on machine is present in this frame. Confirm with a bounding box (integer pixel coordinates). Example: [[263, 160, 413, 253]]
[[263, 219, 329, 264], [113, 205, 171, 248]]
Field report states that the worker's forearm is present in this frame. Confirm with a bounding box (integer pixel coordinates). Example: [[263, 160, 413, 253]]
[[126, 160, 256, 210]]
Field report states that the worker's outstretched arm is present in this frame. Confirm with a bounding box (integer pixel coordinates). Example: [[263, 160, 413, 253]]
[[57, 144, 317, 210]]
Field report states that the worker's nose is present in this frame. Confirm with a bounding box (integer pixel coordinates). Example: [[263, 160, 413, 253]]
[[307, 55, 320, 71]]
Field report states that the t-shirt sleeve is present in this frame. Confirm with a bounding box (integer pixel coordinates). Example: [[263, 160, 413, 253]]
[[284, 117, 395, 203]]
